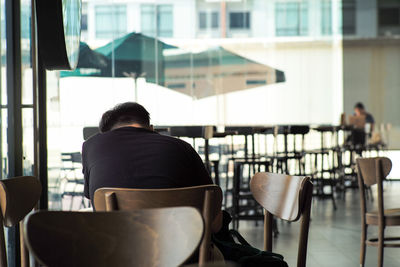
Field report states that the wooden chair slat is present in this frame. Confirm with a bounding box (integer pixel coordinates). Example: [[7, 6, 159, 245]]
[[94, 185, 222, 222]]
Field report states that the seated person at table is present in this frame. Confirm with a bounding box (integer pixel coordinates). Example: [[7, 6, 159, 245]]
[[348, 102, 375, 147], [353, 102, 375, 132], [82, 102, 213, 202]]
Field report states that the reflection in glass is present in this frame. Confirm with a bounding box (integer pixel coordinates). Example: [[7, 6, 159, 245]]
[[341, 0, 356, 35], [46, 0, 400, 210], [141, 4, 173, 38], [378, 1, 400, 36], [0, 0, 6, 179], [229, 12, 250, 29], [275, 2, 308, 36], [62, 0, 82, 69], [321, 0, 332, 35], [95, 5, 126, 39], [20, 0, 34, 179]]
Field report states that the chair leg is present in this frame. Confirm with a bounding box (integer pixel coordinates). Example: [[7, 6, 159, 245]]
[[360, 224, 367, 267], [20, 221, 29, 267], [378, 225, 384, 267]]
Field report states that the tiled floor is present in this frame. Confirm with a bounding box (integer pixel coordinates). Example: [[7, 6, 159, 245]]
[[238, 182, 400, 267]]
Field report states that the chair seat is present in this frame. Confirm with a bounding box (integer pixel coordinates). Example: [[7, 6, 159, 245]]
[[366, 208, 400, 226]]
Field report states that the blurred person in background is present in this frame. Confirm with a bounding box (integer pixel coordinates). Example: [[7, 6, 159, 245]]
[[354, 102, 374, 132]]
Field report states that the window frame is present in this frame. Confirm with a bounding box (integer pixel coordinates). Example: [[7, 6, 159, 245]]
[[275, 2, 309, 37], [95, 4, 127, 39], [141, 4, 174, 38], [229, 11, 250, 30]]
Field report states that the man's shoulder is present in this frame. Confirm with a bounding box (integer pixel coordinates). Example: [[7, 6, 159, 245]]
[[155, 133, 194, 149], [83, 131, 109, 145], [82, 130, 120, 151]]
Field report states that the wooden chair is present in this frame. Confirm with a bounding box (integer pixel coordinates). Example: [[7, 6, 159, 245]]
[[0, 176, 42, 267], [94, 185, 223, 265], [250, 172, 313, 267], [24, 207, 203, 267], [356, 157, 400, 267]]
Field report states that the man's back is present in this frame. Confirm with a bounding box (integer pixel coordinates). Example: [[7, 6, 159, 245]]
[[82, 127, 212, 200]]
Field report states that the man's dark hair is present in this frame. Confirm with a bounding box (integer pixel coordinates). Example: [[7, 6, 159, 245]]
[[354, 102, 365, 110], [99, 102, 150, 133]]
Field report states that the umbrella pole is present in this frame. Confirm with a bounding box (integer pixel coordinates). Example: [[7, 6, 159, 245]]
[[134, 77, 138, 102]]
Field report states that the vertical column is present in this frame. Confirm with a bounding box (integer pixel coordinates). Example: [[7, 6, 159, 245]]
[[5, 0, 22, 265], [37, 56, 48, 210], [220, 0, 226, 38], [31, 0, 47, 210]]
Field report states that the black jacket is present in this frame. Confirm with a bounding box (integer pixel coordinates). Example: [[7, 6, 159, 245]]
[[82, 127, 212, 200]]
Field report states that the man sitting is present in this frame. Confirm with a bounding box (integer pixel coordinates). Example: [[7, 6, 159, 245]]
[[82, 102, 214, 202]]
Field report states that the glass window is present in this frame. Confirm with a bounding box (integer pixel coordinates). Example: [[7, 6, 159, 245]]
[[141, 5, 156, 36], [48, 0, 400, 210], [379, 8, 400, 26], [21, 3, 31, 39], [81, 3, 88, 31], [21, 0, 34, 177], [199, 12, 207, 29], [199, 11, 219, 30], [158, 5, 173, 37], [229, 12, 250, 29], [275, 2, 308, 36], [81, 14, 88, 31], [321, 0, 332, 35], [341, 0, 356, 35], [378, 2, 400, 36], [1, 0, 7, 179], [141, 4, 173, 38], [95, 5, 127, 39], [211, 12, 219, 29]]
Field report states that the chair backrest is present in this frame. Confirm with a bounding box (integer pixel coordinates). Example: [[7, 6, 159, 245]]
[[94, 185, 222, 223], [83, 127, 99, 140], [250, 172, 313, 267], [0, 176, 42, 227], [356, 157, 392, 217], [94, 184, 222, 264], [24, 208, 203, 267], [251, 172, 312, 221], [0, 176, 42, 267], [356, 157, 392, 187]]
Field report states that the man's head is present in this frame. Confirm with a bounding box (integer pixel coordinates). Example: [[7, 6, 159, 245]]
[[354, 102, 365, 116], [99, 102, 151, 133]]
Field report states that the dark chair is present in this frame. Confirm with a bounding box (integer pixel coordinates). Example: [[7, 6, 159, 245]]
[[272, 125, 310, 175], [228, 159, 271, 229], [306, 126, 337, 209], [24, 208, 203, 267], [0, 176, 41, 267], [356, 157, 400, 267], [250, 172, 313, 267], [83, 127, 99, 140]]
